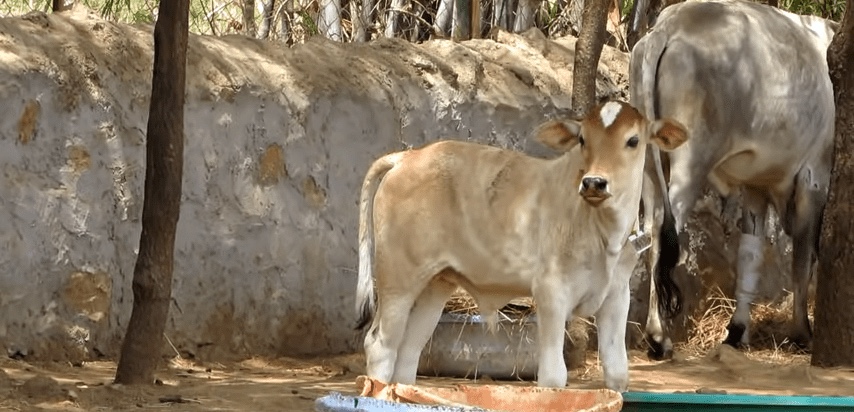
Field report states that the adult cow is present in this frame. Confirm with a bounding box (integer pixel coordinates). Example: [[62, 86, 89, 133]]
[[354, 100, 688, 391], [631, 0, 837, 360]]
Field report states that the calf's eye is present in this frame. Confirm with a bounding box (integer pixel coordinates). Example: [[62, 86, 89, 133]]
[[626, 135, 639, 148]]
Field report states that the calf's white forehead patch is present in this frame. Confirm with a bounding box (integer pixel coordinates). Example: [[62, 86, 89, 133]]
[[599, 101, 622, 128]]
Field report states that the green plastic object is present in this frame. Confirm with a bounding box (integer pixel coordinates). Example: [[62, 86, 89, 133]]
[[621, 391, 854, 412]]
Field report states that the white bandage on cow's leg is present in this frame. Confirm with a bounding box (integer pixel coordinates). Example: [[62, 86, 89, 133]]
[[731, 233, 763, 346]]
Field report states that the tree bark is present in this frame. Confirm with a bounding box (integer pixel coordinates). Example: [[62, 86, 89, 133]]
[[512, 0, 538, 32], [491, 0, 510, 30], [452, 0, 472, 39], [318, 0, 343, 41], [242, 0, 257, 36], [384, 0, 410, 37], [570, 0, 609, 118], [434, 0, 454, 36], [352, 0, 367, 41], [52, 0, 67, 12], [113, 0, 189, 385], [471, 0, 481, 38], [258, 0, 276, 39], [278, 0, 293, 42], [813, 0, 854, 368], [569, 0, 585, 35]]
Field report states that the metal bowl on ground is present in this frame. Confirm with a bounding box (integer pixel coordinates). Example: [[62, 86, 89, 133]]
[[417, 313, 539, 380]]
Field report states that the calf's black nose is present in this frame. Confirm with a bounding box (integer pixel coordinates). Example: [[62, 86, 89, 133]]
[[581, 176, 608, 192]]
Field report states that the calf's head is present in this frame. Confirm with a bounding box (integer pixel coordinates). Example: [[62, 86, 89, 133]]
[[535, 100, 688, 205]]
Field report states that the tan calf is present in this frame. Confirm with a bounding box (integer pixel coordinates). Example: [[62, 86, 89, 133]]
[[355, 100, 688, 391]]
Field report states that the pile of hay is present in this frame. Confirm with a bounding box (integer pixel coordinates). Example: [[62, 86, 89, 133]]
[[679, 286, 814, 358], [443, 289, 536, 319]]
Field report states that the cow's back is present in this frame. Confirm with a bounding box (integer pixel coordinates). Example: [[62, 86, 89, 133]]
[[630, 0, 835, 194]]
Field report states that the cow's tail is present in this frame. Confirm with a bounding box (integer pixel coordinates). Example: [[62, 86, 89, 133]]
[[355, 151, 404, 331], [634, 28, 683, 320]]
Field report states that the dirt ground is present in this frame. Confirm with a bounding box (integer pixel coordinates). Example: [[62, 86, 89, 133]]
[[2, 345, 852, 411]]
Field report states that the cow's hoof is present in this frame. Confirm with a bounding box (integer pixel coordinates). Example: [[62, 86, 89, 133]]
[[646, 336, 673, 361], [722, 323, 746, 348], [788, 331, 813, 352]]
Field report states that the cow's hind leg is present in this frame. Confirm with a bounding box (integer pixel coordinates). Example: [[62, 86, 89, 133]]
[[391, 277, 457, 384], [788, 167, 826, 349], [641, 171, 674, 360], [724, 189, 766, 348], [364, 291, 418, 384]]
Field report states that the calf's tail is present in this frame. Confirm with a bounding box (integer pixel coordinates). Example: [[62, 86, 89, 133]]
[[355, 151, 404, 330]]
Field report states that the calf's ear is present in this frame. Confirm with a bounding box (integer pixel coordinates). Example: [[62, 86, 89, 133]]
[[650, 118, 688, 151], [534, 120, 582, 152]]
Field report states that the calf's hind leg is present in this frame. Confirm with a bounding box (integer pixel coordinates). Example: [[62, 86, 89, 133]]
[[363, 290, 417, 384], [391, 277, 457, 384]]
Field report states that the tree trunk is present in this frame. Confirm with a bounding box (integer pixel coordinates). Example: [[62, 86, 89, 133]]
[[513, 0, 538, 32], [384, 0, 410, 37], [278, 0, 292, 42], [52, 0, 67, 12], [258, 0, 276, 39], [452, 0, 472, 39], [352, 0, 366, 41], [813, 0, 854, 368], [434, 0, 454, 36], [570, 0, 609, 117], [318, 0, 343, 41], [242, 0, 257, 36], [113, 0, 189, 385], [569, 0, 585, 35], [471, 0, 481, 38], [491, 0, 510, 30], [360, 0, 376, 40]]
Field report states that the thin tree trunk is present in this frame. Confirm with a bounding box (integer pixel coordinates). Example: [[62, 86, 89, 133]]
[[570, 0, 609, 117], [52, 0, 67, 12], [318, 0, 343, 40], [513, 0, 538, 32], [452, 0, 472, 39], [384, 0, 410, 37], [814, 0, 854, 368], [360, 0, 376, 40], [114, 0, 189, 385], [569, 0, 585, 35], [242, 0, 257, 36], [258, 0, 276, 39], [352, 0, 366, 41], [278, 0, 292, 42], [491, 0, 510, 30], [471, 0, 481, 38], [435, 0, 454, 36]]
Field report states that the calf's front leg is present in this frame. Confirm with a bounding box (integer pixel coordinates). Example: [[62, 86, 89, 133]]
[[533, 280, 573, 388], [595, 281, 630, 392]]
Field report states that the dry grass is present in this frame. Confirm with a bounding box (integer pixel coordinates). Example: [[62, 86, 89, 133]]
[[443, 289, 537, 320], [677, 286, 814, 361]]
